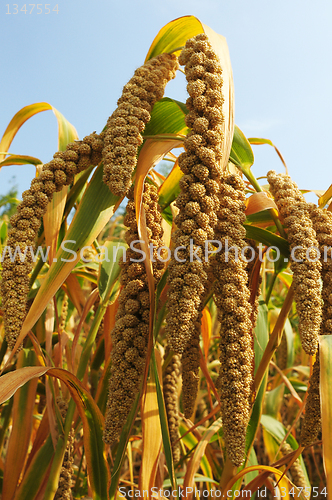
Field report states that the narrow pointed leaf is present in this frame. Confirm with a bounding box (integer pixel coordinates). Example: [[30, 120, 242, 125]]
[[319, 335, 332, 496], [183, 419, 222, 495], [2, 350, 38, 500], [0, 102, 77, 165], [48, 368, 110, 500], [158, 160, 182, 211], [151, 350, 177, 491], [319, 183, 332, 208], [229, 125, 254, 169], [145, 16, 204, 60], [201, 307, 212, 359], [98, 241, 126, 303], [140, 352, 162, 493], [0, 365, 109, 500], [244, 224, 290, 257], [0, 154, 42, 167], [248, 137, 288, 172]]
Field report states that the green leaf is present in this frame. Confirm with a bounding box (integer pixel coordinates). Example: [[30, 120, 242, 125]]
[[144, 97, 188, 137], [244, 224, 290, 257], [15, 435, 54, 500], [229, 125, 254, 169], [260, 414, 310, 486], [264, 384, 285, 419], [284, 318, 294, 368], [98, 240, 126, 303], [246, 211, 275, 225]]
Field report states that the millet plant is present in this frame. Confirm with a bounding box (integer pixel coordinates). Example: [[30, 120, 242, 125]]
[[0, 15, 329, 500]]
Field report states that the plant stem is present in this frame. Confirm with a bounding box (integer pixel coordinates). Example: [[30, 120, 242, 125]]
[[265, 272, 277, 305], [219, 457, 238, 498]]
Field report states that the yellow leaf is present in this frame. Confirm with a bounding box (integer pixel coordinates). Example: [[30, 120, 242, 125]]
[[319, 183, 332, 208], [201, 307, 212, 359], [140, 350, 163, 497], [246, 191, 278, 216], [0, 102, 78, 166], [202, 23, 234, 173], [183, 418, 222, 494], [145, 15, 204, 60], [319, 335, 332, 497]]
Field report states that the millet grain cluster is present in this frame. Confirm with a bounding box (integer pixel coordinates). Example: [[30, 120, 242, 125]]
[[165, 34, 225, 418], [163, 347, 181, 462], [1, 132, 104, 349], [300, 207, 332, 446], [245, 239, 262, 329], [103, 182, 166, 445], [54, 398, 75, 500], [267, 170, 322, 355], [212, 172, 254, 467], [280, 443, 307, 489], [102, 54, 179, 198]]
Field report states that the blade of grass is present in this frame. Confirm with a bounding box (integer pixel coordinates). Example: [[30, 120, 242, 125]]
[[319, 335, 332, 496]]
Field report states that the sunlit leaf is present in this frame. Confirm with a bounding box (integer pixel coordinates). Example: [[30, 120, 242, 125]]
[[248, 137, 288, 173], [2, 350, 38, 500], [98, 240, 126, 303], [229, 125, 254, 169], [183, 418, 222, 493], [244, 224, 290, 257], [158, 159, 182, 210], [319, 335, 332, 496], [245, 192, 277, 216], [145, 15, 204, 60], [0, 154, 42, 167], [141, 351, 162, 492], [0, 102, 78, 166], [144, 97, 188, 137]]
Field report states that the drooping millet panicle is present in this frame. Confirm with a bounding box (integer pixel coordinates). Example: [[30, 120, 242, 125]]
[[103, 182, 166, 445], [59, 294, 68, 332], [277, 332, 288, 371], [300, 207, 332, 446], [212, 172, 254, 467], [165, 34, 224, 359], [163, 347, 181, 462], [55, 398, 75, 500], [244, 239, 262, 329], [165, 34, 225, 419], [280, 443, 307, 489], [1, 132, 104, 350], [102, 54, 178, 198], [267, 170, 322, 355], [181, 317, 201, 418]]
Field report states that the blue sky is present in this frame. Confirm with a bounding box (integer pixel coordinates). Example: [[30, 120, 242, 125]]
[[1, 0, 332, 201]]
